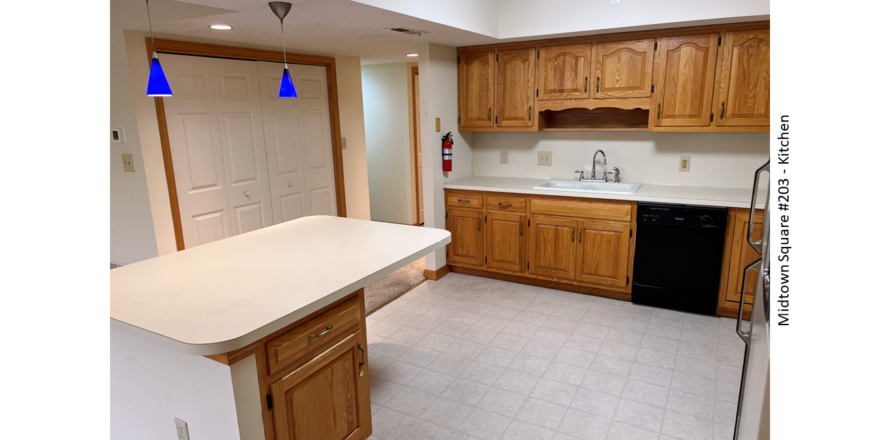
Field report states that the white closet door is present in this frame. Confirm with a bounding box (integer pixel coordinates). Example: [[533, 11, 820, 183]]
[[161, 54, 231, 247], [210, 58, 273, 236], [256, 62, 337, 224]]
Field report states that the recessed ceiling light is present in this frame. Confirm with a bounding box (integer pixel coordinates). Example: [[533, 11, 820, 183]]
[[210, 24, 232, 30], [406, 53, 418, 57]]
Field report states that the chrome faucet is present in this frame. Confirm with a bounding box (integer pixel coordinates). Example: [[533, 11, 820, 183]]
[[606, 167, 620, 183], [591, 150, 607, 181]]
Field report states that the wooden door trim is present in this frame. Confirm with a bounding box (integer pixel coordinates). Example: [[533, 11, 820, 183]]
[[410, 66, 421, 226], [145, 38, 348, 251]]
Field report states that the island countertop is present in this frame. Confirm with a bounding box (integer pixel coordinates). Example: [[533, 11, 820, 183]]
[[111, 216, 451, 356]]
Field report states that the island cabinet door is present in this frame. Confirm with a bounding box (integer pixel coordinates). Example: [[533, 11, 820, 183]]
[[270, 331, 371, 440], [486, 212, 525, 272], [528, 216, 577, 280], [447, 209, 484, 267], [713, 29, 770, 127], [652, 34, 719, 127], [593, 39, 655, 99], [575, 220, 631, 288]]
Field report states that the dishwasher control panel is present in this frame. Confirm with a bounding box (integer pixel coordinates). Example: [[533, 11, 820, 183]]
[[637, 203, 727, 228]]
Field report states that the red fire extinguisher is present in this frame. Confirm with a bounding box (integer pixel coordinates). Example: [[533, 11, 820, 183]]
[[442, 132, 453, 172]]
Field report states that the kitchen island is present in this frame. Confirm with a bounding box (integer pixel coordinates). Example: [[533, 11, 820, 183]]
[[111, 216, 451, 440]]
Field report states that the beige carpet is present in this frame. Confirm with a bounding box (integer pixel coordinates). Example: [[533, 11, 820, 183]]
[[364, 257, 426, 315]]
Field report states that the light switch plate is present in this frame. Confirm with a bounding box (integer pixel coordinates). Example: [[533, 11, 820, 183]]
[[538, 151, 552, 166], [679, 156, 691, 172], [341, 137, 347, 149], [435, 118, 441, 132], [174, 419, 190, 440], [500, 151, 508, 164], [122, 154, 135, 172]]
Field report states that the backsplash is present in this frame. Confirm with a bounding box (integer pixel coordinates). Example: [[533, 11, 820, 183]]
[[471, 131, 769, 189]]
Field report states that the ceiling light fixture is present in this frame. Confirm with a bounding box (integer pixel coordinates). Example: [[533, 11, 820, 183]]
[[269, 2, 297, 98], [406, 53, 418, 57], [144, 0, 172, 96], [210, 24, 232, 30]]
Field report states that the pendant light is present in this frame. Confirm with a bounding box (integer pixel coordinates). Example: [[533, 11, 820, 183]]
[[269, 2, 297, 98], [145, 0, 172, 96]]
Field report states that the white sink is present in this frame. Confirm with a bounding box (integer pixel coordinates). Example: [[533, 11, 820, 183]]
[[532, 180, 642, 194]]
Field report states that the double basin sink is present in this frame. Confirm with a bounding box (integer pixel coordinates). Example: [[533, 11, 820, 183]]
[[532, 180, 642, 195]]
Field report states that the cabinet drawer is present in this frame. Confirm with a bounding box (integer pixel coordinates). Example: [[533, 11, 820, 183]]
[[486, 195, 526, 212], [266, 295, 362, 375], [447, 192, 484, 209], [530, 198, 632, 221]]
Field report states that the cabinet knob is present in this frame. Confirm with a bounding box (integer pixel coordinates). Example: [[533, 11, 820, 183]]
[[245, 191, 251, 198], [288, 182, 293, 188]]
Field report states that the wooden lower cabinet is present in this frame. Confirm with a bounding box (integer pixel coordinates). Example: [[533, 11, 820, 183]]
[[446, 189, 637, 298], [717, 208, 764, 319], [271, 330, 371, 440]]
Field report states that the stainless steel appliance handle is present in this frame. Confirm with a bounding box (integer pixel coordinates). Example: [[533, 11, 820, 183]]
[[747, 161, 770, 254], [737, 258, 762, 341]]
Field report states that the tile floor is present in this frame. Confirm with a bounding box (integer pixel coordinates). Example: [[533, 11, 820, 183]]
[[365, 273, 745, 440]]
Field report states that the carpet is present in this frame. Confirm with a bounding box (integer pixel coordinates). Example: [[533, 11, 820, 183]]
[[364, 257, 426, 315]]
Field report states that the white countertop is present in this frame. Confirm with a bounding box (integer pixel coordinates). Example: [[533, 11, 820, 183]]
[[444, 176, 766, 209], [111, 216, 451, 356]]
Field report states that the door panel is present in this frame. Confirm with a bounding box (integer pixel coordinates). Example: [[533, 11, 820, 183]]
[[486, 212, 525, 272], [161, 54, 231, 248], [653, 34, 719, 127], [447, 209, 483, 267], [575, 220, 631, 288], [725, 211, 763, 305], [539, 44, 591, 100], [496, 48, 536, 127], [528, 216, 577, 280], [459, 51, 495, 128], [593, 39, 655, 98], [257, 62, 337, 223], [271, 332, 370, 440], [211, 58, 273, 237], [715, 30, 770, 127]]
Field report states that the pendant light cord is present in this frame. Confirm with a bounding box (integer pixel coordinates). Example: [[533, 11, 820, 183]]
[[146, 0, 156, 56], [281, 18, 288, 68]]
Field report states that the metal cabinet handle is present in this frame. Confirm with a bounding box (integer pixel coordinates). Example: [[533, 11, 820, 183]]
[[584, 76, 588, 92], [478, 219, 481, 232], [747, 160, 770, 254], [520, 222, 523, 236], [357, 342, 365, 377], [498, 203, 513, 207], [720, 101, 725, 120], [657, 104, 660, 120], [579, 227, 583, 243], [488, 107, 492, 122], [596, 77, 600, 94], [571, 226, 575, 242], [308, 324, 333, 341], [458, 199, 471, 203], [528, 106, 532, 121]]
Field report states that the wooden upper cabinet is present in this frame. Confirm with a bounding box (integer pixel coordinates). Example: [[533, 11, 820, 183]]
[[714, 30, 770, 127], [496, 48, 536, 127], [528, 216, 577, 280], [486, 212, 525, 272], [593, 39, 655, 98], [271, 331, 371, 440], [538, 44, 591, 100], [725, 211, 763, 306], [575, 220, 631, 288], [459, 50, 495, 128], [653, 34, 719, 127], [447, 209, 484, 267]]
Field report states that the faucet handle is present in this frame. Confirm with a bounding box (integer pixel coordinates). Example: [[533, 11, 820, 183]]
[[574, 170, 585, 181]]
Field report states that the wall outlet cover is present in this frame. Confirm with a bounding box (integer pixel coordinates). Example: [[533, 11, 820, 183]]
[[174, 419, 190, 440], [679, 156, 691, 172], [111, 128, 125, 143], [122, 154, 135, 173], [500, 151, 508, 164], [538, 151, 552, 166]]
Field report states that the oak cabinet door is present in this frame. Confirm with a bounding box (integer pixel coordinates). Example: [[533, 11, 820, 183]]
[[538, 44, 591, 100], [270, 331, 371, 440], [496, 48, 536, 127], [459, 50, 496, 128], [653, 34, 719, 127], [528, 216, 577, 280], [447, 209, 484, 267], [593, 39, 655, 98], [714, 30, 770, 127], [575, 220, 631, 288], [486, 212, 525, 272], [725, 211, 763, 306]]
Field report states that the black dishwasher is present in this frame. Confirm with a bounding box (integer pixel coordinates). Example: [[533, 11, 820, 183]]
[[632, 203, 728, 315]]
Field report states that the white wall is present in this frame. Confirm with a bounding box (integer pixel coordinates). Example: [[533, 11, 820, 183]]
[[111, 328, 239, 440], [472, 132, 768, 189], [418, 43, 474, 271], [362, 63, 413, 224], [335, 56, 372, 221]]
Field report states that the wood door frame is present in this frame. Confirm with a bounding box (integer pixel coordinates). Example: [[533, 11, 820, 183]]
[[410, 66, 422, 226], [145, 38, 348, 251]]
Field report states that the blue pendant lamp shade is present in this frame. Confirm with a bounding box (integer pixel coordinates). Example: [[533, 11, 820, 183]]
[[279, 66, 297, 98], [147, 53, 173, 96]]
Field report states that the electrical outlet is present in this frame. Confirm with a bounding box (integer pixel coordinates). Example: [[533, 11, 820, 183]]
[[341, 137, 347, 149], [679, 156, 691, 172], [174, 419, 190, 440], [122, 154, 135, 172], [111, 128, 125, 143], [435, 118, 441, 132], [538, 151, 552, 166], [500, 151, 508, 164]]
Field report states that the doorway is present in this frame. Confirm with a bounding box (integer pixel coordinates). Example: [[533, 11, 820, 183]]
[[411, 67, 424, 226]]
